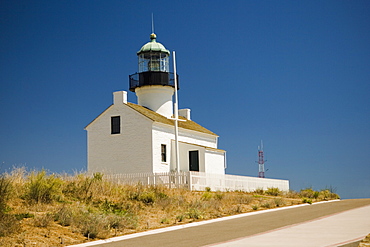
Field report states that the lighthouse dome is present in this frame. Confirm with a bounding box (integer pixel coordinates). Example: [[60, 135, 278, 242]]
[[137, 33, 170, 55]]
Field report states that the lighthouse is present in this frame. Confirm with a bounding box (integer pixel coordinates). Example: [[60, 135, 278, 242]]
[[129, 33, 178, 118], [85, 32, 226, 175]]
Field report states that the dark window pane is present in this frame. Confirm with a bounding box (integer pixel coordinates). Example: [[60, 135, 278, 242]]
[[161, 144, 166, 162], [111, 116, 120, 134], [189, 150, 199, 172]]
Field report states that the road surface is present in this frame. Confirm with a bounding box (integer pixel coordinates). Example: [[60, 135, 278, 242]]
[[69, 199, 370, 247]]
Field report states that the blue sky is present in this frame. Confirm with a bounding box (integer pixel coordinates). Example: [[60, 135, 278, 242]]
[[1, 1, 369, 199]]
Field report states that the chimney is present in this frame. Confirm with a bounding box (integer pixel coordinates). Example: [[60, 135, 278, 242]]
[[113, 91, 127, 105], [179, 108, 191, 120]]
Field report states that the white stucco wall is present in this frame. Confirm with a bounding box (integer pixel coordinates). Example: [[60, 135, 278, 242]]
[[205, 150, 226, 175], [152, 123, 222, 173], [177, 142, 206, 172], [152, 124, 173, 173], [86, 103, 153, 174]]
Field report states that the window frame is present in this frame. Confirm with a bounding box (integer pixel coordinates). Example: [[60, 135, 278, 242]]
[[161, 144, 167, 163], [111, 116, 120, 134]]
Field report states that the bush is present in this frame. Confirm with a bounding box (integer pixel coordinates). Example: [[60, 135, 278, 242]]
[[302, 198, 312, 204], [299, 188, 316, 199], [284, 190, 300, 198], [202, 192, 213, 201], [137, 191, 156, 204], [186, 208, 203, 220], [34, 213, 54, 227], [160, 218, 170, 224], [15, 212, 34, 220], [215, 193, 224, 200], [266, 187, 281, 196], [54, 206, 73, 226], [63, 173, 104, 202], [274, 198, 285, 207], [0, 213, 20, 237], [236, 194, 253, 204], [261, 200, 275, 208], [24, 170, 63, 204], [0, 175, 13, 213], [318, 189, 340, 200], [254, 188, 264, 195], [75, 212, 109, 239]]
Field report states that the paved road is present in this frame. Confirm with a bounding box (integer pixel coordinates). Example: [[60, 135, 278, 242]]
[[209, 201, 370, 247], [70, 199, 370, 247]]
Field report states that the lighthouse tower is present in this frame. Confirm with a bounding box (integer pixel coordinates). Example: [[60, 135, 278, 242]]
[[129, 33, 178, 118], [86, 32, 226, 176]]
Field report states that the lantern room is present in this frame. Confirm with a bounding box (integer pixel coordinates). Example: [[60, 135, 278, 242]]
[[138, 33, 170, 72], [129, 33, 178, 92]]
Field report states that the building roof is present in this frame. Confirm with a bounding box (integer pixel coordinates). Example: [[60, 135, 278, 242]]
[[137, 33, 170, 55], [177, 140, 226, 153], [126, 103, 218, 136]]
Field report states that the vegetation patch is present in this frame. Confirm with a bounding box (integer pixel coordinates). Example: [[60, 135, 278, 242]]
[[0, 168, 340, 246]]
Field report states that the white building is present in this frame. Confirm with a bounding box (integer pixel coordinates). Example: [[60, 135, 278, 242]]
[[85, 33, 226, 175]]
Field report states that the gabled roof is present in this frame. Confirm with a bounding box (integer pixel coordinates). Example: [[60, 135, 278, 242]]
[[126, 103, 218, 136]]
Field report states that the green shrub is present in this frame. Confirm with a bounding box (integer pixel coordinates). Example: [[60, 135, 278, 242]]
[[261, 200, 275, 208], [137, 191, 156, 204], [54, 206, 73, 226], [299, 188, 316, 199], [215, 193, 224, 200], [24, 170, 63, 204], [105, 213, 138, 231], [318, 189, 340, 200], [201, 192, 213, 201], [72, 208, 138, 239], [62, 172, 104, 202], [302, 198, 312, 204], [205, 187, 211, 192], [76, 212, 108, 239], [176, 214, 185, 222], [252, 205, 258, 210], [15, 212, 34, 220], [266, 187, 281, 196], [284, 190, 300, 198], [186, 208, 203, 219], [160, 218, 170, 224], [100, 200, 126, 215], [254, 188, 264, 195], [274, 198, 285, 207]]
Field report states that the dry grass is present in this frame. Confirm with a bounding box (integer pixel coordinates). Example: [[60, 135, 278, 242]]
[[0, 168, 340, 246]]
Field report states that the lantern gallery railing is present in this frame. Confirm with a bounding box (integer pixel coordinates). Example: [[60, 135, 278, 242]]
[[129, 72, 179, 92]]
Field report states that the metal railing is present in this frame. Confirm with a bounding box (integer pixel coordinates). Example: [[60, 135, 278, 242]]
[[129, 72, 179, 92]]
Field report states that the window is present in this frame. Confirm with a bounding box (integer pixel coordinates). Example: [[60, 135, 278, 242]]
[[161, 144, 167, 162], [189, 150, 199, 172], [111, 116, 120, 134]]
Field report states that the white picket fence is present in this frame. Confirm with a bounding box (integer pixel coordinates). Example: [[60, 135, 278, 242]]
[[105, 171, 289, 192], [105, 172, 190, 189]]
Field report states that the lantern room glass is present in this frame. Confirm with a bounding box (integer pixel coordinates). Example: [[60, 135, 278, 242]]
[[138, 52, 169, 73]]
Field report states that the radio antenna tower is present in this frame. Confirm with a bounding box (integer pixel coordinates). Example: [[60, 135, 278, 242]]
[[258, 140, 266, 178]]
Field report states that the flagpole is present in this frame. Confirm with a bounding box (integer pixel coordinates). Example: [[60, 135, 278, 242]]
[[173, 51, 180, 172]]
